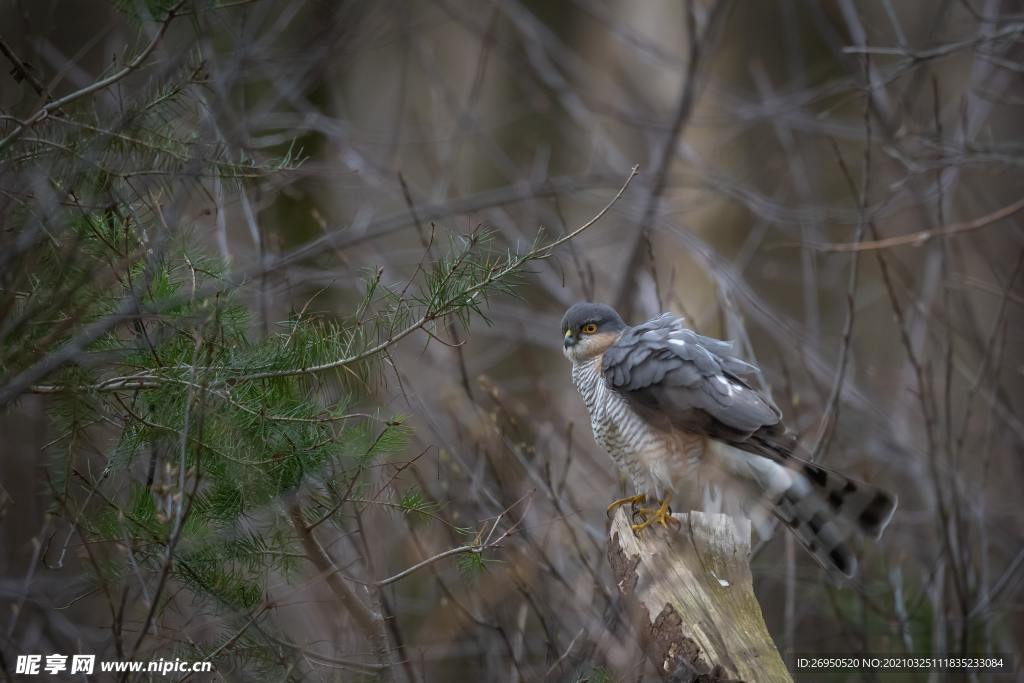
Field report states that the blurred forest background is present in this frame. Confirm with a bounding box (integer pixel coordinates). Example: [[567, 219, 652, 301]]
[[1, 0, 1023, 681]]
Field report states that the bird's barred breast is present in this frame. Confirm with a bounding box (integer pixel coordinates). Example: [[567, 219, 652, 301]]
[[571, 358, 699, 498]]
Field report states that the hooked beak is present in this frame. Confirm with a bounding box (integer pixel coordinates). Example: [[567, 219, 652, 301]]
[[563, 329, 575, 348]]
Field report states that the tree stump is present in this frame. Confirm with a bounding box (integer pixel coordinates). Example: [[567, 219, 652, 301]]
[[607, 509, 793, 683]]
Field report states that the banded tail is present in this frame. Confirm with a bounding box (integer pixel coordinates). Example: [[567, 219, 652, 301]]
[[711, 442, 897, 578], [772, 462, 897, 577]]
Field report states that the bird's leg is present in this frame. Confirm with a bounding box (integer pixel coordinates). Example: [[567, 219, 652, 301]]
[[630, 493, 678, 533], [606, 494, 646, 518]]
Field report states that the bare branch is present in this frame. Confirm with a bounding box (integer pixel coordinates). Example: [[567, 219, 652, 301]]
[[801, 195, 1024, 253], [0, 0, 186, 154]]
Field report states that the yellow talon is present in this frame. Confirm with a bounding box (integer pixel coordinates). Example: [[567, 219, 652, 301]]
[[606, 494, 646, 517], [629, 494, 677, 533]]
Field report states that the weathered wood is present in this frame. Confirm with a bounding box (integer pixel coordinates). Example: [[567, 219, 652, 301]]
[[607, 509, 793, 683]]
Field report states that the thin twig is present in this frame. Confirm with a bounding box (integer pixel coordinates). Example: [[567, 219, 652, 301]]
[[0, 35, 49, 98], [0, 0, 186, 154], [375, 519, 517, 587], [841, 22, 1024, 61], [801, 195, 1024, 252], [812, 57, 872, 460]]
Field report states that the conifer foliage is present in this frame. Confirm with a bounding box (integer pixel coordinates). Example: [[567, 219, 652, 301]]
[[0, 3, 632, 679]]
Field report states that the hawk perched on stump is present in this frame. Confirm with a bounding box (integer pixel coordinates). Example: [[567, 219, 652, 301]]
[[561, 302, 896, 577]]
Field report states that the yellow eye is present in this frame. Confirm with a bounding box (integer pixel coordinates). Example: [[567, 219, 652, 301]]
[[581, 323, 598, 335]]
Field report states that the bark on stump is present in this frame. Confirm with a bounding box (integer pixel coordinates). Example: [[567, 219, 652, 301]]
[[607, 509, 793, 683]]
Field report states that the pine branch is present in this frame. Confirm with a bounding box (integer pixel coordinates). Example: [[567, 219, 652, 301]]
[[236, 164, 637, 381], [0, 0, 187, 154], [22, 164, 638, 395]]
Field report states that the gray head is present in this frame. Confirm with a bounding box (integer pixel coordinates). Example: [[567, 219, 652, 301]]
[[560, 302, 627, 362]]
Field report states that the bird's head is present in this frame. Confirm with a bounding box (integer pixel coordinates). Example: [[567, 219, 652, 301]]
[[560, 302, 626, 363]]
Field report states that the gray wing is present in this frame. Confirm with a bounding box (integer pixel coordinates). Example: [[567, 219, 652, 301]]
[[602, 314, 795, 457]]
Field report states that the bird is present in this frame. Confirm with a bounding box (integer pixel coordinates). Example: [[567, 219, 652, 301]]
[[560, 302, 896, 577]]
